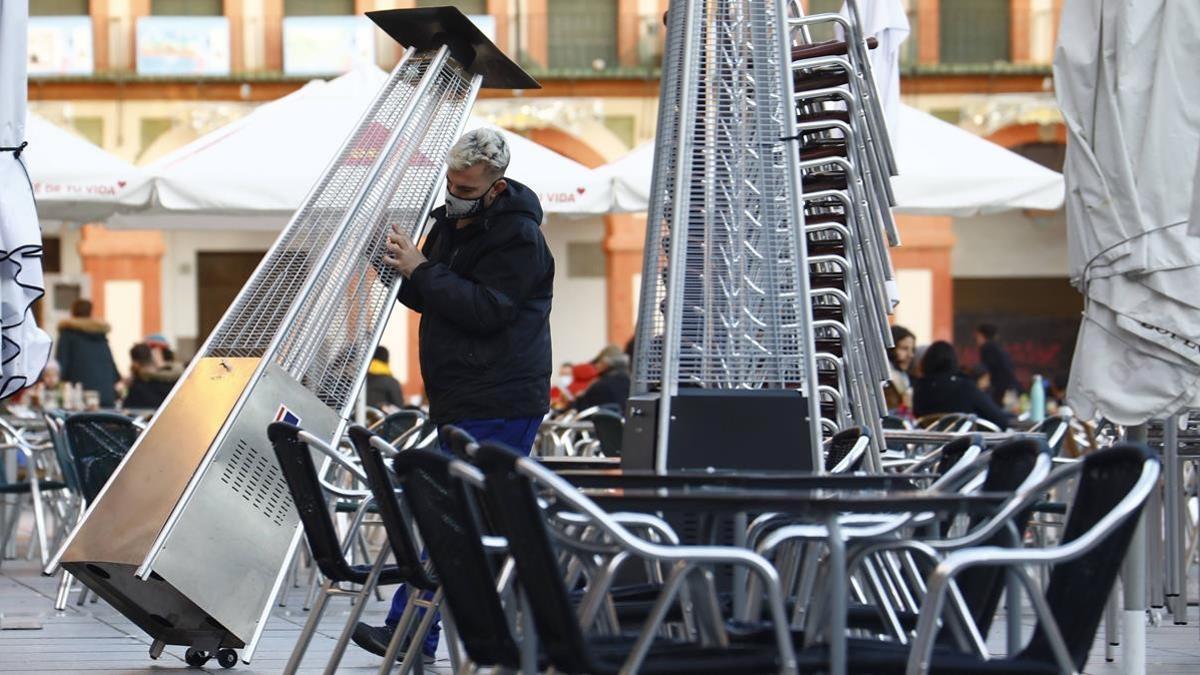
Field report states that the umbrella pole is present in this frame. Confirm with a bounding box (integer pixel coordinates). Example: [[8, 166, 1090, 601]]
[[1122, 423, 1149, 675]]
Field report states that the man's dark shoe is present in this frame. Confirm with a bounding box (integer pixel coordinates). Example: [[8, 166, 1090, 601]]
[[351, 623, 436, 664]]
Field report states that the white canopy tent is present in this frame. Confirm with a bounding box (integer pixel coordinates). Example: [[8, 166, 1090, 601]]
[[597, 104, 1065, 216], [113, 65, 609, 228], [25, 113, 151, 222]]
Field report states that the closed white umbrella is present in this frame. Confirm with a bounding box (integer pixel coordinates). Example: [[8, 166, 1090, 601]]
[[837, 0, 910, 146], [599, 105, 1065, 216], [1056, 0, 1200, 425], [0, 0, 51, 398]]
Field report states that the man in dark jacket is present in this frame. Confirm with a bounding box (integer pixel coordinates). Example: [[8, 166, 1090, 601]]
[[56, 299, 120, 407], [976, 323, 1019, 406], [353, 127, 554, 662]]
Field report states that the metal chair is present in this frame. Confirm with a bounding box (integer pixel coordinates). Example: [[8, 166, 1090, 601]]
[[811, 443, 1160, 675], [588, 409, 625, 458], [267, 422, 426, 675], [389, 446, 529, 674], [347, 426, 447, 675], [0, 418, 68, 569], [473, 440, 799, 675]]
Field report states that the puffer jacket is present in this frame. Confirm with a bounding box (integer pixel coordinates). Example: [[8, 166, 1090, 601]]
[[398, 179, 554, 424], [55, 317, 120, 407]]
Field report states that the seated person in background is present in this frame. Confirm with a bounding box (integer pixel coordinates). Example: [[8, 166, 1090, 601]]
[[365, 346, 405, 413], [550, 362, 575, 409], [572, 352, 632, 412], [124, 343, 179, 410], [885, 325, 916, 417], [913, 341, 1010, 429]]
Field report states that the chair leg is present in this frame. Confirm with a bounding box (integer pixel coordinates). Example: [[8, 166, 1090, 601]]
[[0, 495, 21, 563], [283, 579, 336, 675], [321, 548, 391, 675], [378, 593, 422, 675], [440, 605, 463, 673], [54, 570, 73, 611], [303, 566, 324, 611], [29, 477, 49, 567], [398, 589, 443, 675], [1105, 585, 1119, 662]]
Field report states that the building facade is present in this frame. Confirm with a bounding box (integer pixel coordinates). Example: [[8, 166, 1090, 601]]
[[28, 0, 1071, 392]]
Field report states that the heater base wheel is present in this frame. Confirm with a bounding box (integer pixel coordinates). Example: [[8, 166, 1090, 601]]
[[217, 648, 238, 669], [184, 648, 210, 667]]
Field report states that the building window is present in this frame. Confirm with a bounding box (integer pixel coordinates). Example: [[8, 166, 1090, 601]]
[[414, 0, 487, 14], [71, 116, 104, 146], [803, 0, 842, 43], [547, 0, 617, 71], [138, 4, 231, 74], [140, 117, 173, 156], [1012, 142, 1066, 173], [151, 0, 222, 15], [29, 0, 89, 15], [284, 0, 353, 15], [900, 1, 918, 67], [42, 237, 62, 275], [282, 0, 374, 75], [939, 0, 1010, 64], [567, 242, 606, 278]]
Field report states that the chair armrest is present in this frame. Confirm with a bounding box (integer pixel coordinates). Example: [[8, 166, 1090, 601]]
[[299, 430, 367, 482]]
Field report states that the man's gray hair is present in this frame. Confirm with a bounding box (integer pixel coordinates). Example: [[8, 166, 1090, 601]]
[[447, 128, 510, 178]]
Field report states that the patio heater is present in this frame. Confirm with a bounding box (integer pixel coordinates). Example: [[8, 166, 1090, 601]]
[[48, 8, 537, 665], [623, 0, 824, 473]]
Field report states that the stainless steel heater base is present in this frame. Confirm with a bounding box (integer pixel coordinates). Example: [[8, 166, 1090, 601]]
[[622, 390, 814, 473]]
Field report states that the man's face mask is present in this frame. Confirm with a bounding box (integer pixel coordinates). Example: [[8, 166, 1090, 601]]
[[445, 178, 499, 219]]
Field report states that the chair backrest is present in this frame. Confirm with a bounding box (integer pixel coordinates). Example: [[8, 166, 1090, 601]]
[[63, 413, 140, 503], [1019, 444, 1155, 671], [588, 409, 625, 457], [1029, 416, 1070, 456], [371, 410, 424, 445], [933, 434, 981, 477], [881, 415, 909, 430], [928, 413, 970, 432], [266, 422, 358, 583], [346, 426, 437, 591], [956, 436, 1049, 635], [824, 426, 866, 473], [43, 411, 82, 495], [441, 424, 478, 461], [391, 446, 522, 668], [473, 441, 595, 673]]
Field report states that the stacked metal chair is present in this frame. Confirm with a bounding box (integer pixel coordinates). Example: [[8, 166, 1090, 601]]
[[624, 0, 901, 472], [785, 0, 903, 466]]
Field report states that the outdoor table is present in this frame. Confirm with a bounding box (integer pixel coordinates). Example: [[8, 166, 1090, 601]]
[[577, 484, 1006, 675], [559, 469, 940, 491], [884, 429, 1044, 446], [537, 456, 620, 471], [539, 420, 594, 432]]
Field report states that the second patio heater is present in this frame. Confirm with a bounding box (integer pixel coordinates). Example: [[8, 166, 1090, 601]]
[[624, 0, 824, 473], [49, 8, 537, 665]]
